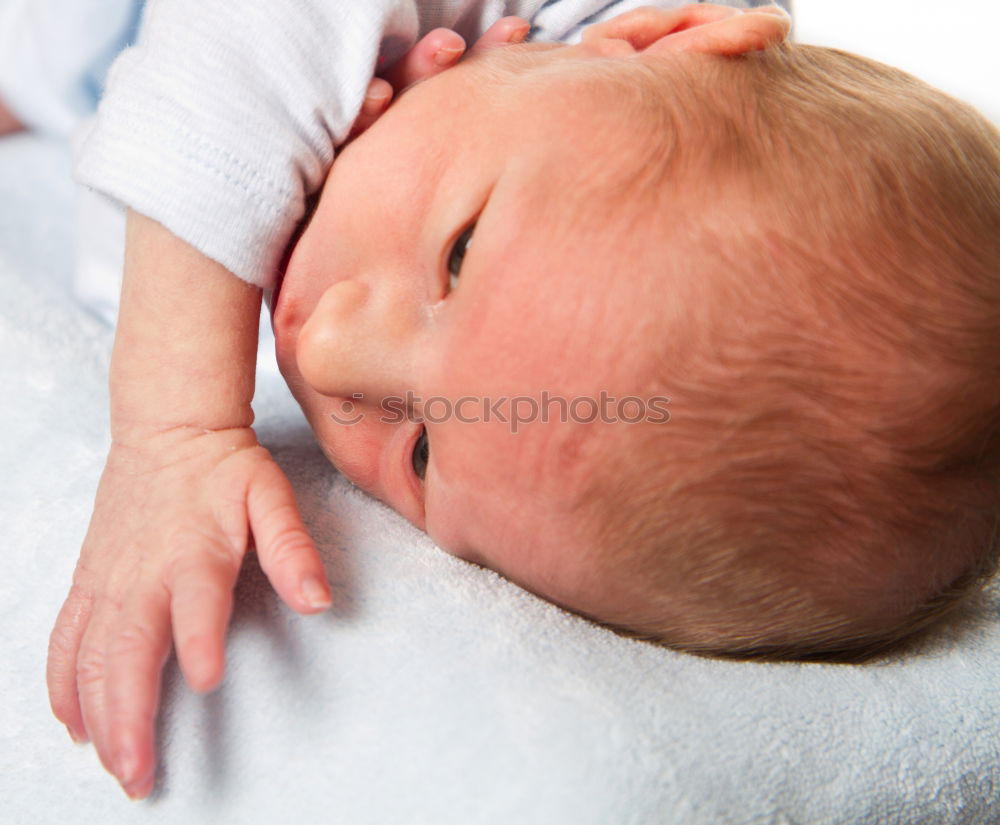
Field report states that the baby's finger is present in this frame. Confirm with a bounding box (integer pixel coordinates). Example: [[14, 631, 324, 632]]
[[75, 606, 119, 776], [748, 3, 793, 18], [247, 458, 331, 613], [380, 28, 466, 92], [348, 77, 393, 139], [167, 540, 242, 694], [660, 9, 791, 55], [0, 96, 23, 135], [469, 16, 531, 52], [47, 582, 95, 744], [581, 3, 743, 47], [103, 588, 172, 799]]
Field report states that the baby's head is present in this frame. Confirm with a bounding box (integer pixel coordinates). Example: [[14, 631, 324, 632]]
[[271, 7, 1000, 661]]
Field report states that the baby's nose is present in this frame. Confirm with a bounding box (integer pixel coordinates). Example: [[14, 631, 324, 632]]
[[296, 278, 417, 400], [314, 278, 369, 322]]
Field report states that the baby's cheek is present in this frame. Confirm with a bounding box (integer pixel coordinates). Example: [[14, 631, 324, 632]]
[[423, 476, 485, 563], [308, 405, 379, 491]]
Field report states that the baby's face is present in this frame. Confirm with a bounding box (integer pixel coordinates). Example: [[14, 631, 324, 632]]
[[272, 41, 679, 616]]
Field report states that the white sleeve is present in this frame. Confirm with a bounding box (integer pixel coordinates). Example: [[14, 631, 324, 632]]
[[74, 0, 443, 288]]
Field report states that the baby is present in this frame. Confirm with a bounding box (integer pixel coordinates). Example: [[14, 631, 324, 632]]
[[274, 14, 1000, 665], [27, 0, 1000, 801]]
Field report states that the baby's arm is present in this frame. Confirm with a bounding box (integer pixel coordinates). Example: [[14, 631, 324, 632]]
[[47, 211, 332, 800]]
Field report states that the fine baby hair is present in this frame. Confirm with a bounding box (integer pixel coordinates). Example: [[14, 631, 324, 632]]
[[573, 41, 1000, 661]]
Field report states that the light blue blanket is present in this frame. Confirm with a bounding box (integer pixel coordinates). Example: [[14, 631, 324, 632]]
[[2, 134, 998, 825]]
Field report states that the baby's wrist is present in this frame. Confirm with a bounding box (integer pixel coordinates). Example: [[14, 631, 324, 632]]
[[108, 370, 256, 440], [109, 211, 263, 437], [105, 419, 259, 459], [108, 408, 256, 445]]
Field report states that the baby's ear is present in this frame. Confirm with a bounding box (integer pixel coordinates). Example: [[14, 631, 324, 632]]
[[581, 3, 790, 58]]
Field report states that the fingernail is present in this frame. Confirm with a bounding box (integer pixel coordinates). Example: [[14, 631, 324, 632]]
[[753, 4, 791, 17], [301, 576, 332, 610], [125, 779, 152, 801], [118, 751, 139, 787], [66, 725, 87, 744], [507, 25, 530, 43], [434, 47, 464, 66], [361, 92, 389, 114]]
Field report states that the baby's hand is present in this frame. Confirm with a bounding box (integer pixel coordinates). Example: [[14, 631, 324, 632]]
[[47, 426, 329, 799], [350, 16, 530, 138]]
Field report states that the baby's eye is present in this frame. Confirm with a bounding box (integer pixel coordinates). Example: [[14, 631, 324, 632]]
[[447, 224, 475, 292], [412, 427, 429, 480]]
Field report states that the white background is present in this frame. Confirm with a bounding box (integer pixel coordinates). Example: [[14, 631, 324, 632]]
[[793, 0, 1000, 125]]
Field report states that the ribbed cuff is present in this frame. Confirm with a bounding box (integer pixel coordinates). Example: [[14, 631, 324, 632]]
[[74, 82, 300, 289]]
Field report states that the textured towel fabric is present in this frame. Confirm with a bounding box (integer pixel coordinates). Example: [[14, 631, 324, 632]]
[[2, 135, 999, 824]]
